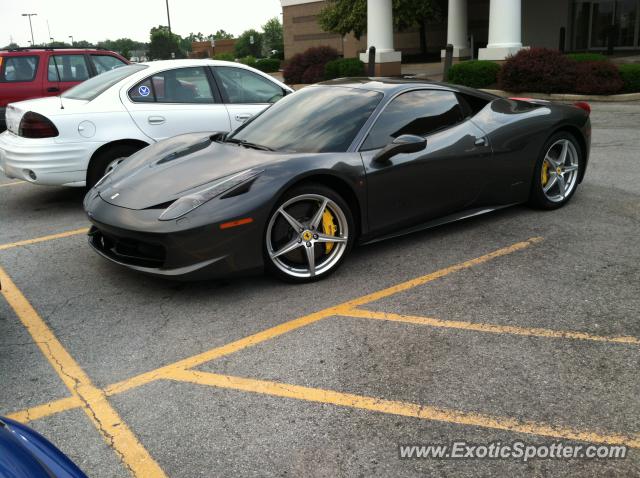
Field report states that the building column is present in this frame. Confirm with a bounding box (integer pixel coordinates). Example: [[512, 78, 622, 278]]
[[359, 0, 402, 75], [442, 0, 470, 59], [479, 0, 526, 60]]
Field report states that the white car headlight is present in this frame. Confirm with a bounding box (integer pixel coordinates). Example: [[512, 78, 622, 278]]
[[158, 169, 262, 221]]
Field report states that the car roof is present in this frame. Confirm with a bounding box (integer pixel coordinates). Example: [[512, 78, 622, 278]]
[[0, 48, 117, 55], [316, 77, 497, 100], [138, 59, 266, 70]]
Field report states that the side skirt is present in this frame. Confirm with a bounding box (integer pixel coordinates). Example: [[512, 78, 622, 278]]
[[359, 204, 519, 246]]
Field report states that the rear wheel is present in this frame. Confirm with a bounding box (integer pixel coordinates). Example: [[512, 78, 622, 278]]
[[529, 132, 582, 209], [86, 144, 142, 189], [264, 184, 354, 283]]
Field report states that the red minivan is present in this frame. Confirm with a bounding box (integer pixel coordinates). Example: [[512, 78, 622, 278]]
[[0, 48, 129, 131]]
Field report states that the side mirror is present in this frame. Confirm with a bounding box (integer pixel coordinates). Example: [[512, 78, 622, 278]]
[[373, 134, 427, 163]]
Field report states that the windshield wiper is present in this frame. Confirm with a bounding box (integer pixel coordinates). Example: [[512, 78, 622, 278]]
[[225, 138, 273, 151]]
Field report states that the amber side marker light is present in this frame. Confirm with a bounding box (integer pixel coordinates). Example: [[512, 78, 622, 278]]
[[220, 217, 254, 230]]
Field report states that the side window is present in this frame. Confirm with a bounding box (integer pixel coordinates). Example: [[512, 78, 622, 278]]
[[361, 90, 465, 151], [154, 67, 214, 103], [0, 56, 38, 82], [215, 67, 284, 104], [129, 78, 155, 102], [91, 55, 127, 75], [48, 55, 90, 82]]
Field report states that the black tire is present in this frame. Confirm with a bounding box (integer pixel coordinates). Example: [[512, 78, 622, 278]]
[[528, 131, 583, 210], [264, 183, 355, 283], [86, 144, 142, 189]]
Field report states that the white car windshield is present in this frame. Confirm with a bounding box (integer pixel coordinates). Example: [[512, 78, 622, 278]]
[[62, 64, 147, 101]]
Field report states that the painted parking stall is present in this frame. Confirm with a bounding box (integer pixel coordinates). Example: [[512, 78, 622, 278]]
[[1, 101, 639, 476]]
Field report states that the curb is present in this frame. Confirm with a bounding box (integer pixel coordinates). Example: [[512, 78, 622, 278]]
[[481, 89, 640, 102]]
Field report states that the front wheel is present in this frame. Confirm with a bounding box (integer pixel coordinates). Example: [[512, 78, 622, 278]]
[[86, 144, 142, 189], [529, 132, 583, 209], [264, 184, 354, 283]]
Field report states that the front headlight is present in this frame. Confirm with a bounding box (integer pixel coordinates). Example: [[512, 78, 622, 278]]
[[158, 168, 262, 221]]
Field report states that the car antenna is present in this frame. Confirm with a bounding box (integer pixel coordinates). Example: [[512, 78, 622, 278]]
[[51, 54, 64, 109]]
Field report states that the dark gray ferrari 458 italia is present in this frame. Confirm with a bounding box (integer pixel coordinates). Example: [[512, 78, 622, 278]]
[[84, 78, 591, 283]]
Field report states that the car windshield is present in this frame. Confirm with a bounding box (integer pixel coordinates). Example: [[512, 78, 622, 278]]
[[228, 86, 383, 153], [62, 64, 147, 100]]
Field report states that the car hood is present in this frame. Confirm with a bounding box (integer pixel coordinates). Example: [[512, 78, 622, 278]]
[[97, 132, 283, 210]]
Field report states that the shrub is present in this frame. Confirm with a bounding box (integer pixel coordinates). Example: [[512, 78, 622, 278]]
[[254, 58, 281, 73], [499, 48, 576, 93], [324, 58, 365, 80], [237, 55, 257, 68], [213, 52, 235, 62], [447, 60, 501, 88], [566, 53, 609, 63], [619, 64, 640, 93], [301, 63, 326, 84], [283, 46, 339, 84], [574, 61, 623, 95]]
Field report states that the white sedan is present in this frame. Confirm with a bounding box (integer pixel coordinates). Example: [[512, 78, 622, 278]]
[[0, 59, 292, 187]]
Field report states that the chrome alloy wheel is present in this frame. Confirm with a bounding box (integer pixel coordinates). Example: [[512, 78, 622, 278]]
[[541, 139, 580, 203], [266, 194, 349, 279]]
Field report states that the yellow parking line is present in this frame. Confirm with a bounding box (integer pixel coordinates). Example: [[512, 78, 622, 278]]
[[7, 396, 82, 423], [106, 238, 542, 396], [339, 237, 543, 309], [5, 237, 542, 428], [0, 181, 25, 188], [170, 369, 640, 448], [105, 305, 348, 396], [0, 265, 166, 478], [0, 228, 89, 251], [343, 309, 640, 345]]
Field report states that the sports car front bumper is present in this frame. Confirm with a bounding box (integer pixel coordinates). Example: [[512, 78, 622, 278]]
[[85, 194, 265, 281]]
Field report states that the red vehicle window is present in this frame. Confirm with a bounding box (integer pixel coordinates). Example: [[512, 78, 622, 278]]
[[91, 55, 127, 75], [0, 56, 39, 82], [48, 55, 90, 82]]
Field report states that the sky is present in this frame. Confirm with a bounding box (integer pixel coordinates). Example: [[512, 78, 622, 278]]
[[0, 0, 283, 46]]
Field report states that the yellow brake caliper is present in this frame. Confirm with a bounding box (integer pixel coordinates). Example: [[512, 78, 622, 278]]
[[321, 209, 337, 254], [541, 160, 549, 186]]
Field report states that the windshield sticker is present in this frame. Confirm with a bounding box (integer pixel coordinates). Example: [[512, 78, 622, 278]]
[[138, 85, 150, 97]]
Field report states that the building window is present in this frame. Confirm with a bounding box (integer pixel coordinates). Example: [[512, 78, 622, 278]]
[[572, 0, 639, 50]]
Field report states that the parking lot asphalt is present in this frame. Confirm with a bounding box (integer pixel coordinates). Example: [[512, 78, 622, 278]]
[[1, 101, 639, 477]]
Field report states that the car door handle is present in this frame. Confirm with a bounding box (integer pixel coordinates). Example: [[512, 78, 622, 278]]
[[475, 137, 489, 147], [148, 116, 166, 125], [47, 87, 60, 93], [235, 113, 252, 123]]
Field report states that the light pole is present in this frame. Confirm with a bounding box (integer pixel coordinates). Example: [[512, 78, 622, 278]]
[[22, 13, 37, 46], [69, 35, 74, 45], [165, 0, 172, 35]]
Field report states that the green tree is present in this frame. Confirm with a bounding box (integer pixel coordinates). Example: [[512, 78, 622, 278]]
[[48, 41, 71, 48], [318, 0, 442, 56], [262, 17, 284, 58], [98, 38, 146, 59], [234, 29, 263, 58], [148, 26, 185, 60], [181, 32, 205, 52], [3, 42, 19, 49], [74, 40, 95, 48], [211, 29, 234, 40]]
